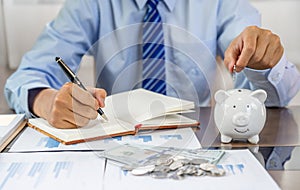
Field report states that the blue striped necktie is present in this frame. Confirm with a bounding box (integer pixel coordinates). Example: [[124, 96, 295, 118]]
[[142, 0, 166, 95]]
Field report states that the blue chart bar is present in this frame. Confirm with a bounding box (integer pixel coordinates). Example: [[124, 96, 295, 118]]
[[45, 138, 60, 148], [28, 162, 44, 177], [227, 165, 235, 175], [217, 164, 245, 175], [28, 162, 47, 188], [37, 137, 60, 148], [122, 170, 128, 176], [0, 160, 74, 190], [237, 164, 244, 173], [53, 161, 72, 178], [0, 162, 22, 190], [130, 135, 152, 142], [160, 134, 182, 140], [104, 136, 123, 143]]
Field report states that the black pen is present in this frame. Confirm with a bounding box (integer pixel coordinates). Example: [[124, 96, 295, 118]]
[[55, 57, 108, 121]]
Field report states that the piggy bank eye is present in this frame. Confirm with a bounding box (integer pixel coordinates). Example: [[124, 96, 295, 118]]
[[247, 105, 250, 108], [233, 105, 236, 108]]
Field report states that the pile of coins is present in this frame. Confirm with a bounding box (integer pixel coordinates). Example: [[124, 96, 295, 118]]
[[123, 154, 226, 180]]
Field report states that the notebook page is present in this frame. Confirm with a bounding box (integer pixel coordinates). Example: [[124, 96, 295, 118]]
[[28, 117, 135, 143], [103, 89, 195, 123]]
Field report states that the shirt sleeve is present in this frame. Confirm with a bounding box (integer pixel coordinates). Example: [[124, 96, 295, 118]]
[[4, 0, 100, 117], [242, 54, 300, 107], [28, 88, 48, 117]]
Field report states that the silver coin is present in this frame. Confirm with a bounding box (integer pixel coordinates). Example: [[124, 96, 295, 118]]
[[178, 164, 189, 170], [210, 168, 226, 176], [154, 165, 170, 173], [170, 173, 185, 180], [156, 158, 166, 165], [176, 169, 185, 176], [184, 165, 197, 175], [194, 169, 205, 176], [165, 158, 174, 166], [199, 163, 217, 172], [173, 155, 186, 161], [151, 171, 168, 179], [156, 157, 174, 166], [178, 158, 190, 165], [131, 164, 155, 176], [169, 160, 183, 171], [190, 158, 208, 165]]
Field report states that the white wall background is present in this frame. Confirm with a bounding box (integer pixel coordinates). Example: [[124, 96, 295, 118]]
[[250, 0, 300, 67], [0, 2, 7, 66], [3, 0, 65, 69]]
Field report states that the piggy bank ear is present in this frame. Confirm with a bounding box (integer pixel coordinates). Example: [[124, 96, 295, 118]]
[[214, 90, 230, 104], [251, 89, 267, 103]]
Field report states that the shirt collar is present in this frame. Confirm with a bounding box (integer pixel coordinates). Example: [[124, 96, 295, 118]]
[[135, 0, 177, 12]]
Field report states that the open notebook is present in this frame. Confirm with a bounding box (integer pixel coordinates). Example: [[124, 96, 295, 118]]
[[28, 89, 200, 145]]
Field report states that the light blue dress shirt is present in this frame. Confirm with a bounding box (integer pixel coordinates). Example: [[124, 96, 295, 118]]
[[4, 0, 300, 118]]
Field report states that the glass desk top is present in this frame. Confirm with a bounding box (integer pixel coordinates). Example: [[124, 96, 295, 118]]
[[2, 98, 300, 189], [193, 106, 300, 189]]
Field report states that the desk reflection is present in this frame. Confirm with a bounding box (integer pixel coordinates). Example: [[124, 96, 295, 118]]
[[259, 146, 295, 170], [261, 107, 299, 146]]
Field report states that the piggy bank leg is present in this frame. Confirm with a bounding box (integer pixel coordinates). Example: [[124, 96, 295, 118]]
[[221, 135, 232, 143], [248, 135, 259, 144]]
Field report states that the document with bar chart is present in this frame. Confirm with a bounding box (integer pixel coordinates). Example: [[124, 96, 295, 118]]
[[0, 152, 104, 190], [103, 149, 280, 190], [9, 127, 201, 152]]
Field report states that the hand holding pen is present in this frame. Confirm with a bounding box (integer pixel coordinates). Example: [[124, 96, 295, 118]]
[[31, 69, 107, 129], [55, 57, 108, 122], [31, 57, 108, 129]]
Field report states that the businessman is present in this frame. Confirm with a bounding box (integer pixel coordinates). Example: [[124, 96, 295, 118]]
[[5, 0, 300, 129]]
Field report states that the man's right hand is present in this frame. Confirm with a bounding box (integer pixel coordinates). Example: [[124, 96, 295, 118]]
[[32, 82, 107, 129]]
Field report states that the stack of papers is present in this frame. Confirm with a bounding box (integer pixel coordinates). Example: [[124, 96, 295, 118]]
[[0, 114, 26, 152], [0, 152, 104, 190], [103, 149, 280, 190]]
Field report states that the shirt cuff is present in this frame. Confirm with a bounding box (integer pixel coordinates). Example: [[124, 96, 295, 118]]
[[267, 54, 288, 85], [28, 87, 48, 118], [242, 54, 286, 84]]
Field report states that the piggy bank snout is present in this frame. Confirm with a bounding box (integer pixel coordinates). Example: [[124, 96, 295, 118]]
[[232, 112, 250, 127]]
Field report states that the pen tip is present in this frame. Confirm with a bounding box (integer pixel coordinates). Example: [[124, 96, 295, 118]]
[[55, 57, 60, 61], [102, 114, 109, 121]]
